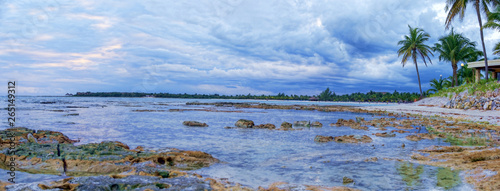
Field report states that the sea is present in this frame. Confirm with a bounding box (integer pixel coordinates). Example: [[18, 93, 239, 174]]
[[0, 96, 473, 190]]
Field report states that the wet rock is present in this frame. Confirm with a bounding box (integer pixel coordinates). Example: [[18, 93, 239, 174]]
[[314, 135, 334, 142], [182, 121, 208, 127], [235, 119, 254, 128], [406, 135, 422, 141], [254, 124, 276, 129], [310, 121, 323, 127], [293, 121, 310, 127], [374, 132, 396, 137], [406, 133, 440, 141], [280, 122, 292, 129], [411, 153, 430, 161], [391, 130, 410, 134], [0, 129, 219, 176], [334, 135, 373, 143], [364, 157, 378, 162], [27, 133, 38, 143], [0, 127, 78, 148], [342, 176, 354, 184]]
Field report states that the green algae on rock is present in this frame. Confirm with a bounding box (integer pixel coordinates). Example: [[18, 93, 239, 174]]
[[0, 128, 219, 177]]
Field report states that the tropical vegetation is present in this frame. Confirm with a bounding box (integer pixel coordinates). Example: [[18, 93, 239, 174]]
[[433, 30, 482, 87], [73, 89, 421, 103], [397, 25, 434, 96], [445, 0, 500, 80], [484, 5, 500, 55]]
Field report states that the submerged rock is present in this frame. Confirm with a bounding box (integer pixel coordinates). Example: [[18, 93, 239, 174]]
[[7, 175, 212, 191], [342, 176, 354, 184], [254, 124, 276, 129], [314, 135, 334, 142], [182, 121, 209, 127], [235, 119, 254, 128], [310, 121, 323, 127], [0, 128, 219, 177], [334, 135, 373, 143], [280, 122, 293, 129], [374, 132, 396, 137], [293, 121, 310, 127]]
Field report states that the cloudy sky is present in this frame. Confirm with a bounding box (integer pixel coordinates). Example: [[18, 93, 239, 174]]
[[1, 0, 499, 96]]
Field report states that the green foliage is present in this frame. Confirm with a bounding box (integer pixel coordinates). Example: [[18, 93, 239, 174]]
[[436, 167, 461, 190], [430, 80, 500, 98], [433, 29, 482, 87], [397, 25, 434, 96], [426, 126, 487, 146], [427, 77, 446, 94], [74, 88, 422, 103], [319, 87, 334, 101], [484, 6, 500, 55]]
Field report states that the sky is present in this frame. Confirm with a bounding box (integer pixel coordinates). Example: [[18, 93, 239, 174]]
[[1, 0, 500, 96]]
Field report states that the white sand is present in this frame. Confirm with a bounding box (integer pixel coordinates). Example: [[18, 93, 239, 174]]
[[359, 97, 500, 125]]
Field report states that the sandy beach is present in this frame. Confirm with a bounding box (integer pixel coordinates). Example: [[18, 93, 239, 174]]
[[360, 97, 500, 125]]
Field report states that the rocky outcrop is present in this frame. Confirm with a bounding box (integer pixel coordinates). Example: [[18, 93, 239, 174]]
[[0, 128, 219, 177], [280, 122, 293, 129], [342, 176, 354, 184], [311, 121, 323, 127], [334, 135, 373, 143], [314, 135, 372, 143], [254, 124, 276, 129], [235, 119, 254, 128], [7, 174, 213, 191], [293, 121, 310, 127], [314, 135, 334, 142], [182, 121, 209, 127], [0, 127, 78, 148], [443, 89, 500, 110], [373, 132, 396, 137]]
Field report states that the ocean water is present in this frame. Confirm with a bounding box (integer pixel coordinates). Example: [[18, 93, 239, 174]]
[[0, 97, 472, 190]]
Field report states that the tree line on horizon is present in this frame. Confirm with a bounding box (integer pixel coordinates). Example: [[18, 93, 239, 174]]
[[73, 89, 420, 103], [398, 0, 500, 97]]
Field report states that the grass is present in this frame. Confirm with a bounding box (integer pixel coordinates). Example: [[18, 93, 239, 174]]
[[430, 79, 500, 98], [426, 126, 487, 146]]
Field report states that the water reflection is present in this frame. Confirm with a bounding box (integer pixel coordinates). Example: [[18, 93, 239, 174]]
[[397, 162, 424, 188], [436, 167, 461, 190]]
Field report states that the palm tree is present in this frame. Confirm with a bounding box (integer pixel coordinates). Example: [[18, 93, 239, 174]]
[[397, 25, 434, 96], [433, 30, 481, 87], [427, 77, 446, 94], [484, 6, 500, 55], [445, 0, 500, 80]]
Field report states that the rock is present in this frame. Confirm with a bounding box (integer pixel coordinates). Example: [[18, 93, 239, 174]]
[[0, 129, 219, 176], [411, 153, 430, 161], [314, 135, 334, 142], [406, 135, 422, 141], [235, 119, 254, 128], [182, 121, 208, 127], [280, 122, 292, 129], [364, 157, 378, 162], [391, 130, 409, 134], [334, 135, 372, 143], [355, 117, 365, 122], [310, 121, 323, 127], [254, 124, 276, 129], [27, 133, 38, 144], [374, 132, 396, 137], [342, 176, 354, 184], [293, 121, 310, 127]]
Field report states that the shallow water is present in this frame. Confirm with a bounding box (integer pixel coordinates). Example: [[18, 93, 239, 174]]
[[0, 97, 473, 190]]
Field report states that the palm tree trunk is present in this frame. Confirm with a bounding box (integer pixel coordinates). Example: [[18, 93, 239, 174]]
[[415, 60, 423, 96], [452, 62, 458, 87], [476, 0, 489, 80]]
